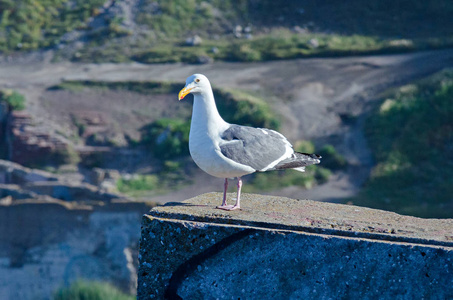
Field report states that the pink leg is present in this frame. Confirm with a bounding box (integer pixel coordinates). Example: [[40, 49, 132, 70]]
[[216, 177, 241, 211], [234, 177, 242, 209], [222, 178, 228, 206]]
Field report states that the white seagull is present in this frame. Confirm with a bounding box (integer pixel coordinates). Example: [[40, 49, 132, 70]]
[[178, 74, 321, 211]]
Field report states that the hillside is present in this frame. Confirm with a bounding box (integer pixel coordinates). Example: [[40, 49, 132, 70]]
[[347, 70, 453, 218], [1, 0, 452, 63], [2, 49, 453, 209]]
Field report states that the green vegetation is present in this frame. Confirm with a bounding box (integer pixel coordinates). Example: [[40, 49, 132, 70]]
[[116, 160, 190, 197], [294, 140, 316, 154], [348, 70, 453, 218], [244, 166, 331, 193], [54, 280, 134, 300], [215, 88, 280, 129], [26, 146, 80, 169], [244, 169, 315, 192], [141, 118, 190, 160], [135, 0, 236, 37], [245, 140, 334, 192], [317, 145, 347, 170], [80, 31, 453, 64], [3, 0, 452, 62], [117, 174, 159, 194], [0, 0, 105, 52], [0, 89, 26, 110], [75, 0, 453, 63], [50, 80, 181, 95]]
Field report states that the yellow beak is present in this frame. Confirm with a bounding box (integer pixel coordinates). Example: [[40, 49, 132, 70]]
[[178, 87, 194, 100]]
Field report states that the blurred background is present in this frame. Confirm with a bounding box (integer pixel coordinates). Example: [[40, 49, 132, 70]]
[[0, 0, 452, 299]]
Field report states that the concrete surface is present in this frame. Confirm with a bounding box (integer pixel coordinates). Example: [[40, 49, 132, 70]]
[[138, 192, 453, 299]]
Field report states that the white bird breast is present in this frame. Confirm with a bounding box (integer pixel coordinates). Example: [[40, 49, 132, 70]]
[[189, 133, 255, 178]]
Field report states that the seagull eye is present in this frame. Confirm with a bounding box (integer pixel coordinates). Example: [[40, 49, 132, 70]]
[[195, 78, 201, 83]]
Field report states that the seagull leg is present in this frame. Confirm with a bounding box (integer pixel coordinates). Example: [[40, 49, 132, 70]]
[[233, 177, 242, 209], [216, 178, 231, 210], [222, 178, 228, 206], [216, 177, 241, 211]]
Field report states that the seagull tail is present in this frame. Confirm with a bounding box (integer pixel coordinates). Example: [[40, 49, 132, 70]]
[[274, 152, 321, 172]]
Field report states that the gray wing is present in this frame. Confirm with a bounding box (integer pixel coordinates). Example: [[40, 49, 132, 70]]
[[219, 125, 290, 171]]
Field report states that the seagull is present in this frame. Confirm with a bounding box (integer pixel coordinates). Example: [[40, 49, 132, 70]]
[[178, 74, 321, 211]]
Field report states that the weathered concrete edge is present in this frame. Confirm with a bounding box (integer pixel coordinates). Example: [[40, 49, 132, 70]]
[[144, 213, 453, 249], [138, 213, 453, 299]]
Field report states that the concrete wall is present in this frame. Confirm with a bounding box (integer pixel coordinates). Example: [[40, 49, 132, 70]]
[[138, 192, 453, 299], [0, 199, 152, 300]]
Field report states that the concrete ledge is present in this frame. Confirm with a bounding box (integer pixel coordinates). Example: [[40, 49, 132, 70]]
[[138, 193, 453, 299]]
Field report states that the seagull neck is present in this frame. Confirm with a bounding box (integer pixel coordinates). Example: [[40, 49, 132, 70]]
[[192, 91, 228, 134]]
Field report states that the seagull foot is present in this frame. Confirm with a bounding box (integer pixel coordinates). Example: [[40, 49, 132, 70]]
[[216, 205, 240, 211]]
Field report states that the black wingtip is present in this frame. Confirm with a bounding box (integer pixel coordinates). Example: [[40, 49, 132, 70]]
[[301, 153, 322, 159]]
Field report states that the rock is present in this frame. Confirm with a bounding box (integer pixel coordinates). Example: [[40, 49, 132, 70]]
[[105, 169, 121, 181], [60, 31, 83, 44], [90, 168, 106, 185], [24, 181, 123, 202], [0, 195, 12, 205], [0, 184, 39, 200], [0, 159, 59, 184], [92, 169, 121, 193], [8, 112, 76, 167], [194, 55, 213, 64], [0, 199, 152, 299], [185, 35, 203, 46], [0, 102, 8, 122], [389, 39, 413, 47], [308, 38, 319, 48], [72, 111, 128, 147], [292, 26, 308, 34], [100, 180, 118, 194], [233, 25, 242, 38], [211, 47, 219, 54], [0, 159, 127, 202]]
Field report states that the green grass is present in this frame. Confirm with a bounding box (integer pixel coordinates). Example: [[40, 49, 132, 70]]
[[0, 0, 105, 52], [116, 160, 191, 197], [0, 89, 26, 110], [2, 0, 453, 62], [53, 280, 134, 300], [347, 70, 453, 218], [82, 32, 453, 65], [244, 140, 335, 192], [243, 166, 331, 193], [317, 145, 347, 171], [214, 88, 280, 129], [117, 174, 159, 194], [141, 118, 190, 160], [71, 0, 453, 64], [49, 80, 181, 95]]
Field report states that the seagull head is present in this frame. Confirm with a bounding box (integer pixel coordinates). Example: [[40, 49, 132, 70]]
[[178, 74, 210, 100]]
